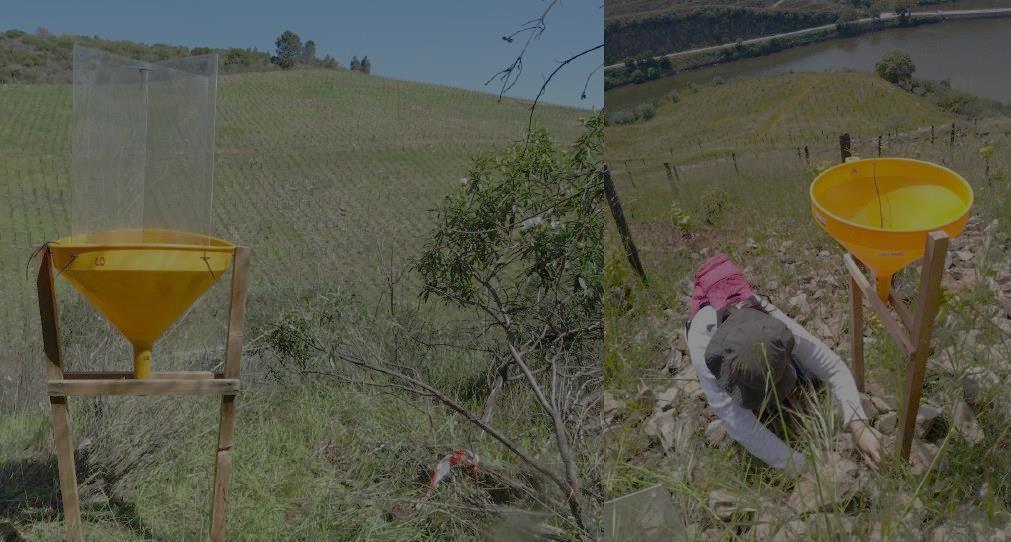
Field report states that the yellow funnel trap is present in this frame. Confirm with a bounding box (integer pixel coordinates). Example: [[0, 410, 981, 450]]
[[59, 46, 229, 378], [810, 158, 973, 301], [49, 230, 233, 378]]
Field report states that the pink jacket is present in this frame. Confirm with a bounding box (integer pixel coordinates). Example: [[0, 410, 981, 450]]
[[689, 253, 755, 319]]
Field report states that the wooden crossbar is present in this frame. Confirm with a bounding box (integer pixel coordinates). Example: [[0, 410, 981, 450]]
[[844, 255, 916, 355], [61, 371, 218, 380], [889, 291, 916, 331], [48, 378, 239, 397]]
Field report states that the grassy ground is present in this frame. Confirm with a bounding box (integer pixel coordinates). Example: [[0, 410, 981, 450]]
[[606, 72, 953, 165], [604, 71, 1011, 539], [0, 68, 589, 539]]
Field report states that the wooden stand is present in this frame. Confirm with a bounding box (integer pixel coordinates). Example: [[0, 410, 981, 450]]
[[845, 232, 949, 461], [36, 246, 251, 542]]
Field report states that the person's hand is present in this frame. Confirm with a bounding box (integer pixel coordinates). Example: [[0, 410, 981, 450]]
[[850, 419, 883, 468]]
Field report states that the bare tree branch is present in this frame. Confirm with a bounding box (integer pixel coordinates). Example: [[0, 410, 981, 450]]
[[486, 0, 561, 100], [526, 44, 603, 135]]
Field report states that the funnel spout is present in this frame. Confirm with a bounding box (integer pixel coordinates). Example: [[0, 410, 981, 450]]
[[133, 343, 153, 379], [874, 274, 891, 303]]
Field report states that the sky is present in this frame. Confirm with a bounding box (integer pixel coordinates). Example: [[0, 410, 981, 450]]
[[4, 1, 603, 109]]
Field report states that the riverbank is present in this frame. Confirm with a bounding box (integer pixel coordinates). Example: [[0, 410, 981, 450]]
[[604, 8, 1011, 92], [606, 16, 1011, 111]]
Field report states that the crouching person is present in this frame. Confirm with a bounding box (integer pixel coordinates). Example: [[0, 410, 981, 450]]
[[686, 253, 882, 474]]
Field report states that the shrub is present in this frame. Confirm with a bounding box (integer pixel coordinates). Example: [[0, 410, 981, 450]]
[[671, 202, 693, 236], [634, 103, 656, 121], [666, 89, 680, 103], [702, 188, 731, 225], [936, 91, 983, 118], [647, 66, 659, 80], [875, 50, 915, 88], [608, 109, 638, 125], [630, 69, 645, 84]]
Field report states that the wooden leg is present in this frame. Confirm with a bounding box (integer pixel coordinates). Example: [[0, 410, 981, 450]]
[[210, 395, 237, 541], [38, 247, 82, 539], [51, 396, 82, 542], [209, 247, 250, 539], [849, 274, 865, 393], [897, 232, 949, 461]]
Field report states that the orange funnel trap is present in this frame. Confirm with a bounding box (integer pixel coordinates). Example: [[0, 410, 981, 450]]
[[49, 230, 233, 378], [810, 158, 973, 301]]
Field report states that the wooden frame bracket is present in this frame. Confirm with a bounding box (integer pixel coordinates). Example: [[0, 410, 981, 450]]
[[845, 231, 949, 461], [36, 246, 251, 542]]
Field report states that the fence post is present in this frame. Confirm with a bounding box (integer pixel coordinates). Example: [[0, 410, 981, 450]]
[[663, 162, 675, 188], [839, 133, 852, 163], [623, 160, 637, 188], [950, 123, 956, 145], [877, 135, 882, 157], [930, 125, 935, 144], [603, 165, 648, 285]]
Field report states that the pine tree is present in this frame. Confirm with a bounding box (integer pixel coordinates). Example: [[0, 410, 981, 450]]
[[361, 56, 371, 75], [350, 56, 360, 71], [274, 30, 302, 69]]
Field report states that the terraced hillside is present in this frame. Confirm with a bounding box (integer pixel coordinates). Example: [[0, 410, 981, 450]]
[[606, 72, 952, 165], [605, 0, 850, 23]]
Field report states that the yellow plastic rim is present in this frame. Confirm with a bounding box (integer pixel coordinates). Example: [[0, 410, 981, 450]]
[[49, 229, 235, 378], [809, 157, 972, 300]]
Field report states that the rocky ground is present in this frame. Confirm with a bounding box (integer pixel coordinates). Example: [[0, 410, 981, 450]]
[[605, 215, 1011, 540]]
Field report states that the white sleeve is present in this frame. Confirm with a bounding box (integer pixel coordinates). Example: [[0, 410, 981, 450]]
[[761, 300, 867, 425], [688, 306, 806, 471]]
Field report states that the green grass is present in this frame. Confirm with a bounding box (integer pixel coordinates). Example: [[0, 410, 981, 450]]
[[0, 68, 584, 361], [605, 71, 1011, 538], [0, 68, 587, 539], [605, 71, 953, 164]]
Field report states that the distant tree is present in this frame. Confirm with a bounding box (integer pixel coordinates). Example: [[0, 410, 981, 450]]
[[360, 56, 371, 74], [350, 56, 360, 71], [836, 9, 861, 35], [274, 30, 302, 69], [875, 50, 915, 88], [630, 68, 645, 84], [34, 26, 50, 38], [895, 1, 912, 25], [302, 40, 316, 62], [191, 47, 213, 55], [647, 66, 659, 80]]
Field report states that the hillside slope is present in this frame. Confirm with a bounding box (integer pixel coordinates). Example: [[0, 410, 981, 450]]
[[0, 68, 585, 355], [604, 71, 1011, 539], [605, 71, 953, 164], [605, 0, 849, 23], [0, 68, 589, 540]]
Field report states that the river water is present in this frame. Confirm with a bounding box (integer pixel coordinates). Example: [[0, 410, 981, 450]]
[[605, 17, 1011, 111]]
